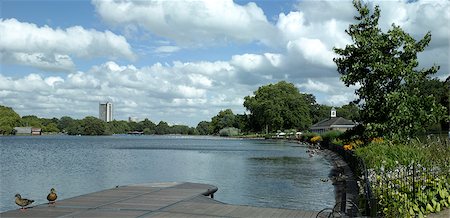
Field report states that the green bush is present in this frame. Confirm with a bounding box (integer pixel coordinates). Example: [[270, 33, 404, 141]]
[[300, 132, 318, 143], [219, 127, 240, 137], [321, 130, 343, 144], [355, 138, 450, 217]]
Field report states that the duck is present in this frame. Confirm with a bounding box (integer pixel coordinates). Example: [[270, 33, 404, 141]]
[[320, 178, 329, 182], [47, 188, 57, 204], [15, 194, 34, 210]]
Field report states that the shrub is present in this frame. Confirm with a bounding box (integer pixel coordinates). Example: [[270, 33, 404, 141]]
[[310, 135, 322, 144], [219, 127, 240, 137], [321, 130, 343, 144], [355, 138, 450, 217], [300, 132, 318, 142]]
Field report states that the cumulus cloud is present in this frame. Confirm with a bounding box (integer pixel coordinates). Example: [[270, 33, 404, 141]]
[[4, 53, 75, 72], [92, 0, 276, 46], [0, 60, 244, 124], [0, 18, 135, 71], [1, 0, 448, 126]]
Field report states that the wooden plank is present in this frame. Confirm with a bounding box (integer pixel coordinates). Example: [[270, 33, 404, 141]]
[[71, 209, 148, 218], [0, 206, 82, 218], [0, 182, 322, 218], [145, 211, 220, 218]]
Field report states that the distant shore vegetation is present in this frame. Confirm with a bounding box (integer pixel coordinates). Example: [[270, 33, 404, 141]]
[[0, 73, 448, 137], [0, 80, 369, 137]]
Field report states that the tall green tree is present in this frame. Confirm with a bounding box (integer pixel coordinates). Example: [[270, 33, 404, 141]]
[[210, 109, 236, 134], [155, 121, 170, 135], [337, 103, 360, 122], [333, 0, 446, 139], [107, 120, 131, 134], [21, 115, 43, 128], [196, 121, 211, 135], [66, 120, 83, 135], [0, 105, 21, 135], [140, 118, 156, 133], [81, 116, 107, 135], [243, 81, 311, 132], [58, 116, 74, 133]]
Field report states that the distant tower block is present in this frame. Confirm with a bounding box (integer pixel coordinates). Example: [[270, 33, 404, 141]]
[[331, 107, 336, 118], [128, 117, 138, 122], [99, 102, 113, 122]]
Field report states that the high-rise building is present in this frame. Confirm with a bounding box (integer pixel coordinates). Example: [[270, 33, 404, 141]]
[[99, 102, 113, 122]]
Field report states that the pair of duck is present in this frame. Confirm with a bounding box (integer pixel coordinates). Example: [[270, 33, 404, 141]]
[[15, 188, 57, 210]]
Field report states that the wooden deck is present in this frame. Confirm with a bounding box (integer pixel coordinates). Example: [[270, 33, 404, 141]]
[[1, 182, 320, 218]]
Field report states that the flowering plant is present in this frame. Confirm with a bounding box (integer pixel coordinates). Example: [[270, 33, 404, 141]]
[[310, 135, 322, 143]]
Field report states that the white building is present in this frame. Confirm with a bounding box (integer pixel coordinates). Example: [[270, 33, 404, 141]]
[[99, 102, 113, 122], [309, 107, 356, 133]]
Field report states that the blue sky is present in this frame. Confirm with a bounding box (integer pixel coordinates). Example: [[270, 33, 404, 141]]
[[1, 0, 449, 126]]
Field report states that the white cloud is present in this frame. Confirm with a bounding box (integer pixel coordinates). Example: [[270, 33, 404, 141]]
[[7, 53, 75, 72], [0, 18, 135, 71], [1, 0, 448, 126], [92, 0, 276, 46], [188, 74, 213, 88], [154, 46, 180, 53], [286, 38, 336, 68], [298, 79, 331, 93], [44, 76, 64, 87]]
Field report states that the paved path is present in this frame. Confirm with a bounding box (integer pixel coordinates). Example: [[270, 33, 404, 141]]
[[1, 182, 320, 218], [428, 208, 450, 218]]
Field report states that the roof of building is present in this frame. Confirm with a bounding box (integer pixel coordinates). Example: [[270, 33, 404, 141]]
[[14, 127, 32, 134], [310, 117, 356, 129]]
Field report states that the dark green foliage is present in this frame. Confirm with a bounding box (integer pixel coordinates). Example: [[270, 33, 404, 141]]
[[235, 114, 250, 133], [321, 130, 343, 144], [106, 120, 131, 134], [81, 116, 107, 135], [170, 125, 190, 135], [58, 116, 74, 133], [140, 118, 156, 133], [66, 120, 83, 135], [337, 102, 360, 122], [21, 115, 43, 128], [155, 121, 170, 135], [299, 132, 318, 143], [0, 105, 21, 135], [333, 0, 446, 139], [210, 109, 236, 134], [244, 81, 311, 132], [188, 127, 198, 135], [43, 123, 59, 133], [311, 104, 332, 124], [196, 121, 211, 135], [416, 76, 450, 132]]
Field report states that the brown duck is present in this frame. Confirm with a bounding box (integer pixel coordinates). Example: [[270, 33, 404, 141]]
[[15, 194, 34, 210], [47, 188, 57, 204]]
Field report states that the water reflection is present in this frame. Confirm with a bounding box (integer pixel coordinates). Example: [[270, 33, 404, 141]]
[[0, 135, 334, 212]]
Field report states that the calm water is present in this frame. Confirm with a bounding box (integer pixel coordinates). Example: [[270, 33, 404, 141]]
[[0, 135, 334, 212]]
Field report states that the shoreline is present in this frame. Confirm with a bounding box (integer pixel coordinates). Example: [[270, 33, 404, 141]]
[[320, 148, 359, 216]]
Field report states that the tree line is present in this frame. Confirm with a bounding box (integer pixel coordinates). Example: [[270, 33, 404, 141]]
[[0, 107, 197, 136], [0, 75, 447, 137]]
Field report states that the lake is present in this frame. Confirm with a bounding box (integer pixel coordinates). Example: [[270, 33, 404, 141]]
[[0, 135, 335, 212]]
